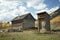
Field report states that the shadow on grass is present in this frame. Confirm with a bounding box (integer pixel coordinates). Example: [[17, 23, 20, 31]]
[[52, 29, 60, 32]]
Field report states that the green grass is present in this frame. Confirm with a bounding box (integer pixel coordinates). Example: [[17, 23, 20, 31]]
[[0, 30, 60, 40]]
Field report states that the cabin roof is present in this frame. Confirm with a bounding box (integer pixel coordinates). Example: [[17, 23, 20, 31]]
[[12, 13, 36, 21]]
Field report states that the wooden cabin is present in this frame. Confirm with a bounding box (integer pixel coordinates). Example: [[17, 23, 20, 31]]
[[11, 13, 35, 30]]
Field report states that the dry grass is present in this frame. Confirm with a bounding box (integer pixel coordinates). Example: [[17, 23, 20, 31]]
[[0, 30, 60, 40]]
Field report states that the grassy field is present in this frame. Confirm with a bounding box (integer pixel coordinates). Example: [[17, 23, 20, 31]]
[[0, 30, 60, 40]]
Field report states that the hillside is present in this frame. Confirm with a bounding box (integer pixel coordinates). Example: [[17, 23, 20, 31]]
[[50, 15, 60, 25], [50, 8, 60, 30], [50, 8, 60, 24], [50, 8, 60, 19]]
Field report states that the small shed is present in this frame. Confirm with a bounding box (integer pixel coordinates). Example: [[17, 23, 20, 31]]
[[37, 12, 50, 33]]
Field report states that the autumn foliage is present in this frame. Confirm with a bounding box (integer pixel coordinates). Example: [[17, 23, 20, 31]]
[[0, 22, 12, 28], [50, 16, 60, 24]]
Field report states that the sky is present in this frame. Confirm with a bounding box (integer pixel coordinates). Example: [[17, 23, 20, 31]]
[[0, 0, 60, 22]]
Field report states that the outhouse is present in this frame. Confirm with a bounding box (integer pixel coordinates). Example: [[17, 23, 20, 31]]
[[37, 12, 50, 33]]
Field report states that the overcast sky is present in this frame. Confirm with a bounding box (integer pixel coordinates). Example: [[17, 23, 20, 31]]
[[0, 0, 60, 22]]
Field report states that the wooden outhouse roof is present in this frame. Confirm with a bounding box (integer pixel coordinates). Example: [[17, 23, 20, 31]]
[[37, 12, 50, 16]]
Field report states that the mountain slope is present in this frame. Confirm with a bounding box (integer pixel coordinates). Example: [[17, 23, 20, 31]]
[[50, 8, 60, 19], [50, 15, 60, 24], [50, 8, 60, 30]]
